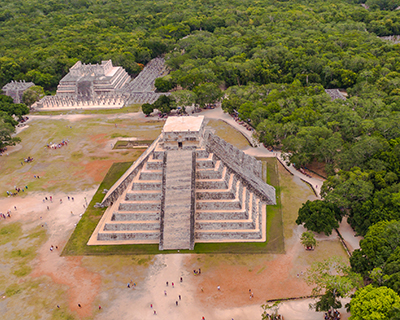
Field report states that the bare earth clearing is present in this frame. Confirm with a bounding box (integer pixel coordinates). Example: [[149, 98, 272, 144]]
[[0, 113, 351, 319]]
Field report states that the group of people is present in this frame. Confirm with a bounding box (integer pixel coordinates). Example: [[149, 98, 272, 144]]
[[193, 268, 201, 275], [6, 185, 28, 197], [0, 210, 12, 219], [24, 156, 34, 163], [325, 309, 341, 320], [46, 139, 69, 150]]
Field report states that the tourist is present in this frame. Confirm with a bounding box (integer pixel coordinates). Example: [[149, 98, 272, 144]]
[[164, 290, 167, 296], [172, 282, 174, 288], [99, 305, 101, 310], [180, 277, 183, 282], [176, 301, 178, 306], [127, 283, 130, 288], [166, 281, 168, 286], [199, 268, 201, 275], [78, 304, 82, 308], [179, 295, 181, 300], [150, 304, 153, 308], [154, 310, 157, 315], [217, 285, 220, 290]]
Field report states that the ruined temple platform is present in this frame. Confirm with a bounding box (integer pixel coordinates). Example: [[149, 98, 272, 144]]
[[88, 116, 275, 250]]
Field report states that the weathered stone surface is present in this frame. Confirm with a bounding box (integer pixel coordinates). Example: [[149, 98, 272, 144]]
[[2, 80, 35, 103]]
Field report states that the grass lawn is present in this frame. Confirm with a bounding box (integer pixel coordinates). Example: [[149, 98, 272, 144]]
[[63, 158, 284, 256], [31, 104, 141, 115], [206, 119, 250, 149]]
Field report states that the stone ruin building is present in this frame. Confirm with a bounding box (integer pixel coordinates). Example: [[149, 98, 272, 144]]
[[325, 89, 346, 101], [2, 80, 35, 104], [88, 116, 276, 250], [35, 57, 168, 110]]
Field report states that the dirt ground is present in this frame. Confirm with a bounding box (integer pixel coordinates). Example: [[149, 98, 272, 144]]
[[0, 114, 352, 320]]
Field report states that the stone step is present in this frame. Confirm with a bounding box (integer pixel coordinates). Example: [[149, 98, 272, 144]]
[[146, 161, 163, 170], [97, 231, 159, 241], [195, 220, 255, 230], [139, 171, 162, 180], [119, 201, 161, 211], [196, 160, 215, 169], [196, 150, 209, 158], [132, 181, 162, 191], [104, 221, 160, 231], [196, 190, 235, 200], [196, 199, 242, 210], [196, 210, 248, 220], [125, 191, 161, 201], [196, 169, 222, 180], [112, 212, 159, 221], [152, 151, 164, 160], [195, 230, 263, 240], [196, 179, 228, 190]]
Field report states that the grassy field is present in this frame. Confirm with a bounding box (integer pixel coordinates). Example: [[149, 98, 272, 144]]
[[0, 222, 78, 320], [206, 119, 250, 149], [31, 104, 141, 115], [63, 158, 284, 255], [0, 117, 162, 195]]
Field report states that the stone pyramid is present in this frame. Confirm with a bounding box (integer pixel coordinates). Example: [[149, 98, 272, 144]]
[[88, 116, 276, 250]]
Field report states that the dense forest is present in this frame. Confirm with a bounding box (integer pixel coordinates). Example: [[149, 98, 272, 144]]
[[2, 0, 400, 317]]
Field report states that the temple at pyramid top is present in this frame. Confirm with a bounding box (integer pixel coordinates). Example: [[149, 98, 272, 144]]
[[89, 116, 276, 250]]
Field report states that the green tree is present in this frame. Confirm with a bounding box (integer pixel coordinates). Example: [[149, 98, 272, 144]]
[[155, 77, 173, 92], [0, 119, 21, 150], [296, 200, 343, 236], [350, 220, 400, 293], [349, 285, 400, 320], [153, 95, 175, 114], [141, 103, 154, 116], [300, 231, 317, 249], [22, 86, 45, 107], [193, 83, 222, 108], [306, 257, 363, 312]]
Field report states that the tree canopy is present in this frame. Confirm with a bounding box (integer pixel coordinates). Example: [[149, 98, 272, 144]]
[[296, 200, 343, 235], [349, 285, 400, 320]]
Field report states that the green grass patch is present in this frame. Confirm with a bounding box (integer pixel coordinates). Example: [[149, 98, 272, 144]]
[[207, 119, 250, 149], [110, 133, 131, 139], [63, 158, 284, 255], [13, 265, 32, 277], [32, 104, 141, 115], [0, 223, 22, 245]]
